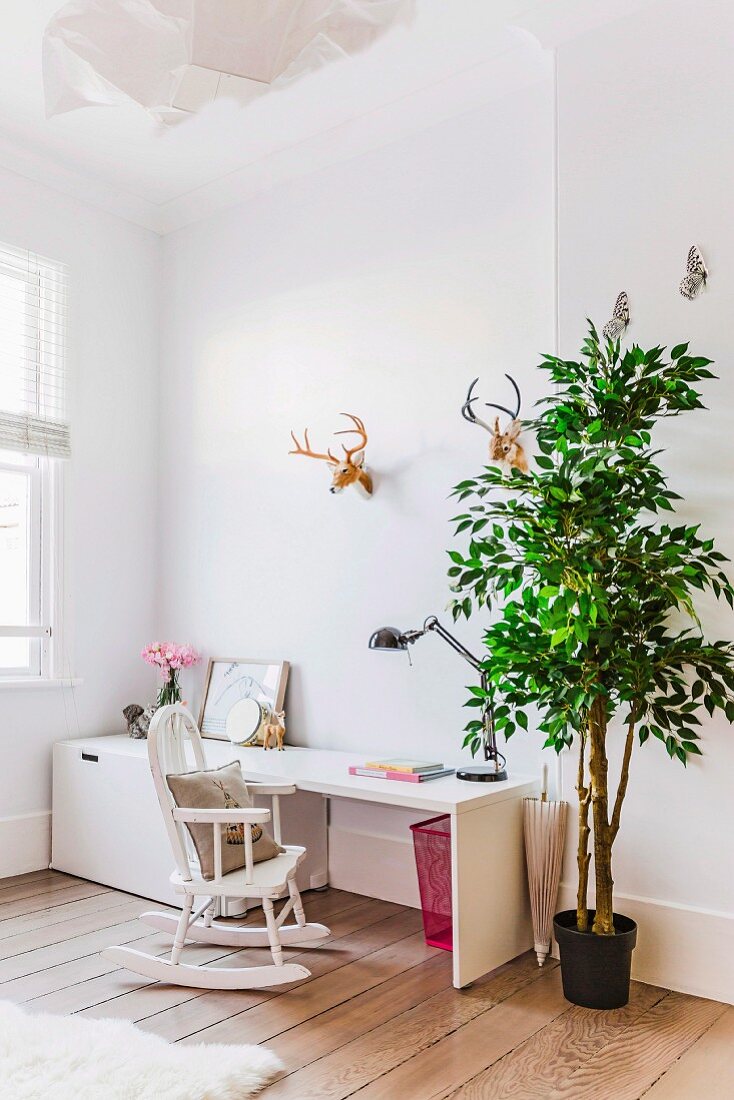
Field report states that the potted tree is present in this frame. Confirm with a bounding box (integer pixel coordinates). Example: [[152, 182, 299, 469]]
[[448, 324, 734, 1009]]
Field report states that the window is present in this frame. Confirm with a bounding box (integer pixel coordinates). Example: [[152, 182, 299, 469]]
[[0, 243, 68, 679]]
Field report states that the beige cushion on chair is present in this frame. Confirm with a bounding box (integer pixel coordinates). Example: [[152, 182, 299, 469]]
[[166, 760, 284, 881]]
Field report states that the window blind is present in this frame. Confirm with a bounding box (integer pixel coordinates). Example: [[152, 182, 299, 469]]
[[0, 242, 69, 459]]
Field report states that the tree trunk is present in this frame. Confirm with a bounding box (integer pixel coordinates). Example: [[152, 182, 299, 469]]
[[576, 729, 591, 932], [588, 698, 615, 935]]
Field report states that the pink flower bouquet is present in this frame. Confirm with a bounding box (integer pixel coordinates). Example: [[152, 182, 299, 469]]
[[142, 642, 200, 708]]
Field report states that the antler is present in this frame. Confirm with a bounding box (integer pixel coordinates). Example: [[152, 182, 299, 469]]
[[334, 413, 368, 462], [461, 378, 494, 434], [289, 428, 338, 464], [485, 374, 521, 421]]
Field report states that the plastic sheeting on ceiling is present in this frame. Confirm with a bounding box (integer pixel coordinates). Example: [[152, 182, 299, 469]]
[[43, 0, 414, 124]]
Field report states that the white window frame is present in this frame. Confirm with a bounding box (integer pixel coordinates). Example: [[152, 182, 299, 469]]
[[0, 451, 63, 680], [0, 240, 67, 682]]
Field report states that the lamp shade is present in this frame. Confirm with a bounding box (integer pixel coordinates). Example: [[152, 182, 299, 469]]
[[368, 627, 406, 651]]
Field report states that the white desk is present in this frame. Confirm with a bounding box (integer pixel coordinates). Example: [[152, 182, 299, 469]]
[[52, 736, 537, 988]]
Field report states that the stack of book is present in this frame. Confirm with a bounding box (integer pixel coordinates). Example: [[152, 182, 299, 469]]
[[348, 758, 455, 783]]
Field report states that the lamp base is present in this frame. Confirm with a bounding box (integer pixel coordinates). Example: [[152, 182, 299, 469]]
[[456, 765, 508, 783]]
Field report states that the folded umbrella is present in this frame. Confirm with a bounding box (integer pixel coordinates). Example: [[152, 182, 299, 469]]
[[523, 767, 568, 966]]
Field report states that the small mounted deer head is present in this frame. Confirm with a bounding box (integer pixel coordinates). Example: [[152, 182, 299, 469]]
[[290, 413, 373, 496], [461, 375, 528, 474]]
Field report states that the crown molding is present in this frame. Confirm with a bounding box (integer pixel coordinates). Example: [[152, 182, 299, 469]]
[[510, 0, 653, 50], [0, 131, 160, 234]]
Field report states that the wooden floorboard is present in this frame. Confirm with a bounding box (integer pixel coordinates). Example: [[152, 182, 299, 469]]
[[547, 991, 727, 1100], [265, 951, 453, 1076], [262, 952, 558, 1099], [0, 873, 731, 1100], [449, 978, 668, 1099], [0, 897, 161, 962], [0, 886, 138, 942], [0, 874, 101, 917], [176, 910, 431, 1047], [643, 1007, 734, 1099], [0, 869, 65, 892]]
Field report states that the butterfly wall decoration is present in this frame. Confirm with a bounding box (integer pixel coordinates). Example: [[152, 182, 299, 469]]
[[602, 291, 630, 341], [679, 245, 708, 300]]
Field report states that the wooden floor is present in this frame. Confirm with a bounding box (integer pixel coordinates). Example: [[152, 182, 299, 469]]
[[0, 871, 732, 1098]]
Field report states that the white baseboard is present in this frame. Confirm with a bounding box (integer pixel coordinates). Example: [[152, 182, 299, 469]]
[[328, 825, 420, 908], [0, 812, 52, 878], [555, 883, 734, 1005]]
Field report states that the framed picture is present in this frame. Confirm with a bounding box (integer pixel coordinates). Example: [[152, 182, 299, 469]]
[[198, 657, 289, 742]]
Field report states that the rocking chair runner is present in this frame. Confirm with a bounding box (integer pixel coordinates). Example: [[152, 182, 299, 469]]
[[103, 705, 330, 988]]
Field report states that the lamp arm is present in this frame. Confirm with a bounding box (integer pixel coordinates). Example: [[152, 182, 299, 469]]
[[375, 615, 506, 777], [420, 617, 503, 770], [422, 616, 483, 672]]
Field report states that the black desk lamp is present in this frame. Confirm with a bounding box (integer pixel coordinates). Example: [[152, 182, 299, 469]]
[[368, 616, 508, 782]]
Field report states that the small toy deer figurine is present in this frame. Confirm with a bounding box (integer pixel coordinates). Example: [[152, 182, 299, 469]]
[[263, 709, 286, 751], [289, 414, 373, 496], [461, 375, 528, 473]]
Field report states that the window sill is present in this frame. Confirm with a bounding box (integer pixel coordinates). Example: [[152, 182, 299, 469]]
[[0, 677, 83, 692]]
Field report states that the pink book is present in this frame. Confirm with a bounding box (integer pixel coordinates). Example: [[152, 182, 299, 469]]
[[349, 766, 454, 783]]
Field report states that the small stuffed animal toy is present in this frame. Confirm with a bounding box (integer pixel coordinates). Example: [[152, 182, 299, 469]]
[[123, 703, 155, 739]]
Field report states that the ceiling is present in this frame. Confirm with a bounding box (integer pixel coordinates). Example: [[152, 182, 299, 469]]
[[0, 1, 644, 234]]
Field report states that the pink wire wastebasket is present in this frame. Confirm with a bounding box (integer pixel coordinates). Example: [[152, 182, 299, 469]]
[[410, 814, 453, 951]]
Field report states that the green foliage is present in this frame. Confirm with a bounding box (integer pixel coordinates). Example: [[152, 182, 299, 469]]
[[448, 323, 734, 764]]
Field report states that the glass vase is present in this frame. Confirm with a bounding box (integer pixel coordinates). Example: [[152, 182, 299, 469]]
[[156, 669, 181, 709]]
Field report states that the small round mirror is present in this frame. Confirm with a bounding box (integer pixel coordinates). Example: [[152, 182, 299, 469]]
[[225, 697, 263, 746]]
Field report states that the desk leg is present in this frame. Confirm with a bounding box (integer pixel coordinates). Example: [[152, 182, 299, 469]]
[[451, 796, 532, 989]]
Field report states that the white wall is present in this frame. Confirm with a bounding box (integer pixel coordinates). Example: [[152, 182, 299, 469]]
[[158, 80, 555, 779], [0, 166, 160, 873], [555, 0, 734, 1000]]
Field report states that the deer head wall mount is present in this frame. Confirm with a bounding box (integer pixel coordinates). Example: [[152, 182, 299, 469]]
[[289, 413, 373, 496], [461, 374, 528, 474]]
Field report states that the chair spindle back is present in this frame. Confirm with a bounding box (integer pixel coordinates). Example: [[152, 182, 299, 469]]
[[148, 705, 207, 881]]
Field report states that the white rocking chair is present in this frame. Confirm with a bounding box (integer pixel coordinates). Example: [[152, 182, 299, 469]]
[[103, 704, 330, 989]]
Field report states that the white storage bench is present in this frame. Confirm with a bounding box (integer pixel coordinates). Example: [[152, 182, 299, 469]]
[[52, 735, 329, 909]]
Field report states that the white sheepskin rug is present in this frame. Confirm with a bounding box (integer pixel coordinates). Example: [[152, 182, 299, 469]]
[[0, 1000, 282, 1099]]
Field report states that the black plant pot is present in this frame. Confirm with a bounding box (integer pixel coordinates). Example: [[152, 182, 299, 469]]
[[553, 910, 637, 1009]]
